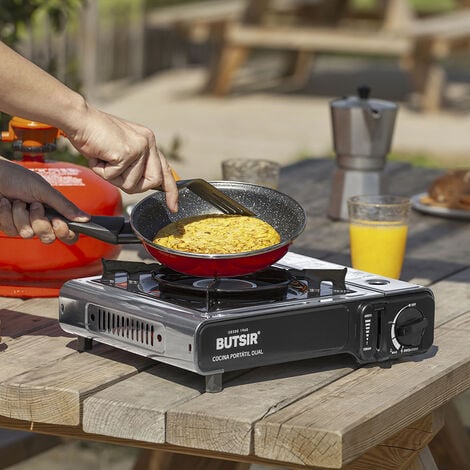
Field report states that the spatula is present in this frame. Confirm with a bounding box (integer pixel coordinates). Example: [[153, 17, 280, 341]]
[[176, 179, 255, 216]]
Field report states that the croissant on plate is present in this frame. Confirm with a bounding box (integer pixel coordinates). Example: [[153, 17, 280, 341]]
[[421, 169, 470, 210]]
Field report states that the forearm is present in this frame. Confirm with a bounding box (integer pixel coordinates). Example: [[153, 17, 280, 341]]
[[0, 41, 88, 135], [0, 42, 178, 203]]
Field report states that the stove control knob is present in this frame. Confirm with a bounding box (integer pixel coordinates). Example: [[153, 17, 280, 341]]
[[394, 307, 428, 347]]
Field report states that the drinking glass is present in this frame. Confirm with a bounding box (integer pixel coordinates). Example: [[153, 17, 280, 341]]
[[221, 159, 280, 189], [347, 195, 411, 279]]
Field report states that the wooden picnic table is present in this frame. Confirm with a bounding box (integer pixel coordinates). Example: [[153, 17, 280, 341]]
[[205, 0, 470, 112], [0, 158, 469, 470]]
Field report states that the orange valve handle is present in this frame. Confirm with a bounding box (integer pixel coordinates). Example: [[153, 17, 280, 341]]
[[1, 117, 63, 152]]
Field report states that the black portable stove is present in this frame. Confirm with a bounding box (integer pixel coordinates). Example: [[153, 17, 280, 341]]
[[58, 252, 434, 392]]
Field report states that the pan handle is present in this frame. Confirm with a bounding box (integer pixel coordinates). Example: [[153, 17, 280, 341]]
[[45, 208, 140, 244]]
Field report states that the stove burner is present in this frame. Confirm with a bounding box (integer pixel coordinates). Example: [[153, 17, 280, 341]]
[[156, 267, 291, 309], [98, 259, 350, 313], [192, 278, 257, 290]]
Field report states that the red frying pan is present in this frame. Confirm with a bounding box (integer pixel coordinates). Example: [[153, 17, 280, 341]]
[[56, 181, 306, 277]]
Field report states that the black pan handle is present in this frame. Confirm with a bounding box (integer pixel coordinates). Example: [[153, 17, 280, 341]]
[[45, 208, 140, 244]]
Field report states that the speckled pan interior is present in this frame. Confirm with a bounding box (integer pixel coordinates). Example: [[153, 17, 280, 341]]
[[131, 181, 306, 257]]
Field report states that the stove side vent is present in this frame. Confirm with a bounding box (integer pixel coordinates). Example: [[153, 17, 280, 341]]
[[86, 304, 165, 353]]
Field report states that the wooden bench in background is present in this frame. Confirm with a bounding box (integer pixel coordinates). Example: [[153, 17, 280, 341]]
[[204, 0, 470, 113], [137, 0, 246, 82], [410, 8, 470, 112]]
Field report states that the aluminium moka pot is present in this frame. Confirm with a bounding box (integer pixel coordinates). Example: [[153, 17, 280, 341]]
[[327, 86, 398, 220]]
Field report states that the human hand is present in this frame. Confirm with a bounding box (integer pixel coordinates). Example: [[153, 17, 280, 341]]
[[64, 107, 178, 212], [0, 42, 176, 211], [0, 158, 90, 244]]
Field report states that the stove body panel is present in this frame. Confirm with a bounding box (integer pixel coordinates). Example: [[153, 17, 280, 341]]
[[59, 252, 435, 383], [195, 289, 434, 373], [59, 278, 204, 373]]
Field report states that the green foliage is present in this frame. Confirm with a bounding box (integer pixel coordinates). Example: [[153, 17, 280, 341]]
[[410, 0, 456, 13], [0, 0, 83, 46], [0, 1, 85, 164], [353, 0, 456, 13]]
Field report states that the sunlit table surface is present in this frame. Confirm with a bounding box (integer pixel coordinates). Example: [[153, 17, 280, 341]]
[[0, 158, 469, 470]]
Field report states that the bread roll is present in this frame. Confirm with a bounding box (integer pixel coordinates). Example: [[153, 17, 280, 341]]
[[425, 169, 470, 209]]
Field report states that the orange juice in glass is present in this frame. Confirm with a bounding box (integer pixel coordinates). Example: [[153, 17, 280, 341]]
[[347, 195, 411, 279]]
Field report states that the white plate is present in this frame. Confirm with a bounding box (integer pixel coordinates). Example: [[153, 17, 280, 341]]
[[411, 193, 470, 220]]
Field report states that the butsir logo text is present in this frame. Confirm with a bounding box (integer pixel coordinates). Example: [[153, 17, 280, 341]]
[[215, 331, 260, 350]]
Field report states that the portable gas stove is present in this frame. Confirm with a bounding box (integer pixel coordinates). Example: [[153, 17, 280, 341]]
[[59, 252, 434, 392]]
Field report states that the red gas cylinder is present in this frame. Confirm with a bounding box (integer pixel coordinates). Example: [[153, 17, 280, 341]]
[[0, 117, 122, 298]]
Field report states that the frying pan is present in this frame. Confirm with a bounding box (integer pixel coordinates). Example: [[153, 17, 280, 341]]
[[56, 181, 306, 277]]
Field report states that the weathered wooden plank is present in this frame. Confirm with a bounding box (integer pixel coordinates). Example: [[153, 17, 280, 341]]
[[324, 214, 470, 288], [146, 0, 243, 28], [0, 297, 28, 310], [0, 428, 61, 469], [428, 402, 470, 470], [412, 10, 470, 38], [295, 160, 470, 286], [226, 24, 412, 55], [281, 159, 438, 213], [0, 322, 89, 424], [283, 159, 444, 259], [427, 267, 470, 327], [82, 365, 202, 443], [0, 309, 53, 342], [280, 158, 351, 257], [345, 446, 417, 470], [3, 297, 59, 320], [253, 313, 470, 468], [11, 297, 58, 320], [344, 410, 444, 470], [165, 356, 356, 455], [0, 343, 153, 426], [0, 413, 339, 470], [0, 323, 76, 382], [385, 164, 440, 197], [0, 411, 445, 470], [379, 409, 445, 450]]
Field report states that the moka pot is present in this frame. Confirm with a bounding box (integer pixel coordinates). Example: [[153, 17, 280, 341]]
[[327, 86, 398, 220]]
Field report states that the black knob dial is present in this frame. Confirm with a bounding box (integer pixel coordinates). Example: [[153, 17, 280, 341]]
[[394, 307, 428, 347]]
